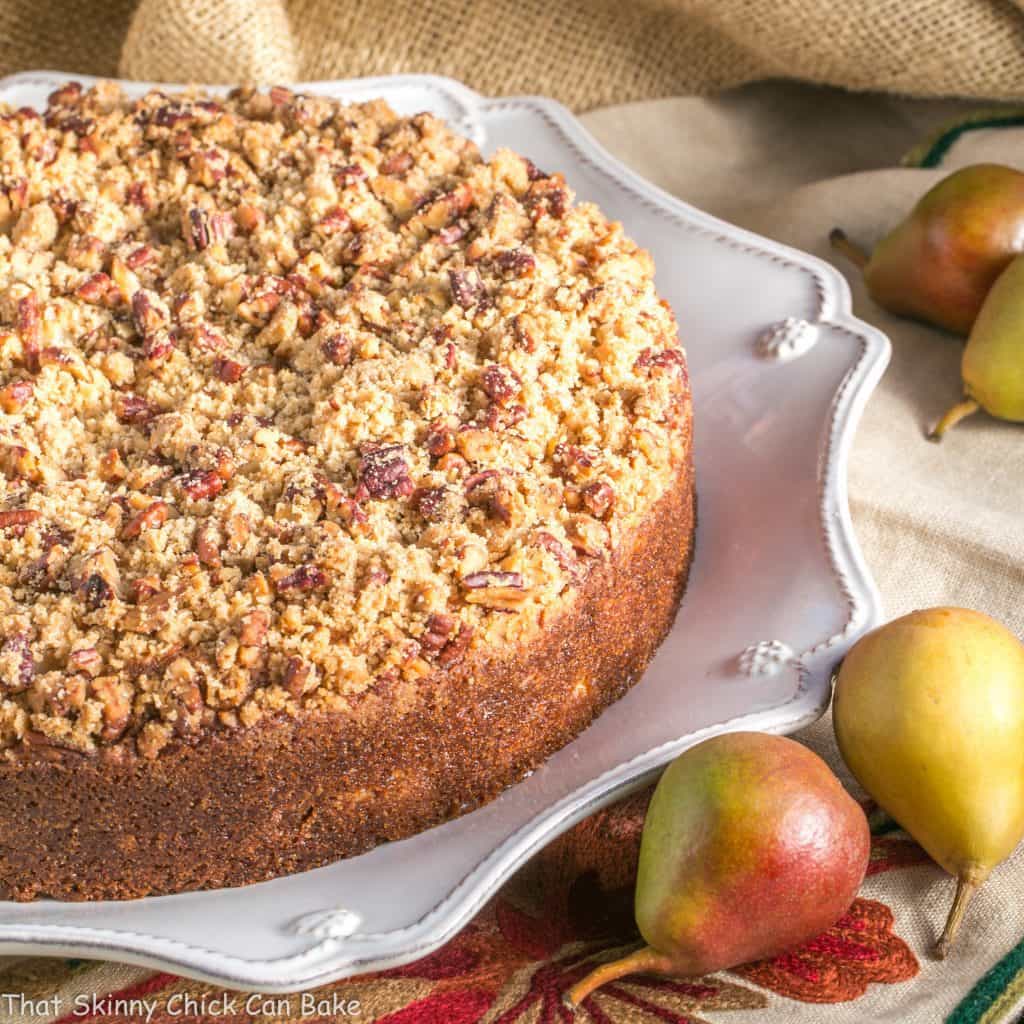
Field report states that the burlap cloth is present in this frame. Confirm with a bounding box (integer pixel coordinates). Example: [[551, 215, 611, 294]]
[[4, 0, 1024, 110], [1, 5, 1024, 1022]]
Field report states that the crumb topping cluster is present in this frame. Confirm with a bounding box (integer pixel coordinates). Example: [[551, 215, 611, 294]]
[[0, 82, 689, 759]]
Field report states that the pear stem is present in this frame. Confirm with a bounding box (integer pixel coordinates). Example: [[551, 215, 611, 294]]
[[564, 945, 675, 1008], [934, 874, 982, 959], [829, 228, 869, 270], [928, 398, 980, 441]]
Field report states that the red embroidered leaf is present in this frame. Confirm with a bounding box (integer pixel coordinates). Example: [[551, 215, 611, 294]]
[[732, 897, 919, 1003]]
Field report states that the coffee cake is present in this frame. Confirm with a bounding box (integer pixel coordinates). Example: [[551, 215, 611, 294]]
[[0, 82, 694, 900]]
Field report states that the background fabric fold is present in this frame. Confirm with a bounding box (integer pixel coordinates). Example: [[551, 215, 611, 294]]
[[3, 0, 1024, 109]]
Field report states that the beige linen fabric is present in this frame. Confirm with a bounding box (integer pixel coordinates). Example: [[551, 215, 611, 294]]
[[4, 1, 1024, 109]]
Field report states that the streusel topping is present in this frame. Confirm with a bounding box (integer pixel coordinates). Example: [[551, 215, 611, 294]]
[[0, 82, 689, 759]]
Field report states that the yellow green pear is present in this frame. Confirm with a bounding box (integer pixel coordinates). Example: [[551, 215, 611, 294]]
[[930, 251, 1024, 439], [833, 607, 1024, 957]]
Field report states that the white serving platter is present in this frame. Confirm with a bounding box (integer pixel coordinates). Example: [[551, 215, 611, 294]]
[[0, 72, 889, 992]]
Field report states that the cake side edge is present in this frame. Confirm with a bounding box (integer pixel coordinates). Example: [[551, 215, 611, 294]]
[[0, 431, 694, 902]]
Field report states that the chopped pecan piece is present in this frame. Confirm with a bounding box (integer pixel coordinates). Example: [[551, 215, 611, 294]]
[[523, 157, 547, 181], [188, 147, 228, 186], [533, 530, 582, 581], [380, 150, 413, 175], [213, 356, 247, 382], [131, 290, 167, 337], [282, 656, 311, 698], [26, 674, 86, 716], [79, 572, 113, 610], [236, 286, 282, 325], [526, 177, 569, 220], [510, 314, 536, 352], [275, 564, 329, 592], [238, 608, 270, 646], [0, 509, 40, 534], [121, 588, 171, 633], [91, 675, 132, 742], [566, 514, 610, 557], [424, 419, 455, 458], [65, 232, 105, 271], [98, 448, 127, 482], [493, 247, 536, 276], [0, 633, 33, 694], [47, 81, 82, 107], [439, 623, 473, 666], [0, 445, 43, 482], [0, 380, 33, 412], [2, 178, 27, 217], [182, 207, 231, 251], [554, 443, 596, 480], [185, 207, 210, 250], [142, 330, 175, 363], [438, 222, 466, 245], [420, 612, 456, 651], [126, 181, 152, 209], [465, 470, 512, 524], [39, 346, 87, 379], [461, 571, 529, 610], [125, 245, 154, 268], [635, 346, 686, 375], [483, 402, 526, 431], [320, 332, 352, 365], [68, 647, 102, 677], [335, 163, 366, 186], [16, 294, 41, 372], [192, 323, 228, 353], [225, 512, 251, 552], [580, 480, 614, 519], [194, 522, 221, 566], [76, 272, 118, 306], [152, 102, 193, 127], [411, 485, 448, 521], [316, 207, 352, 235], [355, 443, 414, 500], [115, 393, 157, 425], [176, 469, 224, 501], [481, 364, 521, 405], [462, 570, 523, 589], [420, 614, 473, 666], [448, 268, 485, 309], [121, 500, 169, 540]]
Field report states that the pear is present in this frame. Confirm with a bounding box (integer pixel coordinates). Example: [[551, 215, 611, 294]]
[[565, 732, 870, 1007], [929, 252, 1024, 439], [830, 163, 1024, 335], [833, 607, 1024, 957]]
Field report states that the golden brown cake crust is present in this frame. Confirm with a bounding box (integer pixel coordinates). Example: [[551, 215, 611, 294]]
[[0, 445, 692, 902]]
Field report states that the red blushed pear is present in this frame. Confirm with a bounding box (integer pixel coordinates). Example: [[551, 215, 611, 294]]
[[830, 163, 1024, 335], [565, 732, 870, 1007]]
